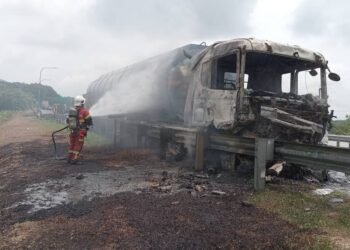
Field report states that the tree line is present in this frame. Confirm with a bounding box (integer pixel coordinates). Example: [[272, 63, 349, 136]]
[[0, 80, 73, 113], [330, 116, 350, 135]]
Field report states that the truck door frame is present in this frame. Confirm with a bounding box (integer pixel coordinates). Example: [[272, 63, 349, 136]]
[[192, 49, 243, 129], [236, 46, 246, 119]]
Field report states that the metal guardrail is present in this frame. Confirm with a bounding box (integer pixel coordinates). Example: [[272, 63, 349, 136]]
[[91, 117, 350, 190], [328, 134, 350, 148], [208, 134, 255, 156], [205, 134, 350, 172], [206, 135, 350, 190], [275, 142, 350, 173], [110, 119, 350, 170], [156, 124, 350, 190]]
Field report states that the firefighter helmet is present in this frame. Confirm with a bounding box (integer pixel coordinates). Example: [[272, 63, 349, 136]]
[[74, 95, 85, 107]]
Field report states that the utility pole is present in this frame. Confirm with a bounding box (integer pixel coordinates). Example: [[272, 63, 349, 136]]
[[38, 67, 57, 106]]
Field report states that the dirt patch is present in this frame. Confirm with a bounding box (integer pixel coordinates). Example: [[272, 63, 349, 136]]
[[1, 191, 313, 249], [10, 167, 180, 213], [0, 114, 321, 249], [1, 207, 136, 249], [331, 235, 350, 249], [0, 114, 53, 147]]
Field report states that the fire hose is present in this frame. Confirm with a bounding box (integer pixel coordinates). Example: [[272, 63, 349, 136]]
[[52, 125, 68, 160]]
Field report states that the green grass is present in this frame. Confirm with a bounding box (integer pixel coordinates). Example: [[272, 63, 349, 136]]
[[0, 111, 12, 124], [38, 119, 64, 131], [250, 188, 350, 249], [330, 118, 350, 135], [37, 119, 109, 147]]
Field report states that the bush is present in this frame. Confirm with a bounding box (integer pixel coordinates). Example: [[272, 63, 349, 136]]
[[330, 117, 350, 135]]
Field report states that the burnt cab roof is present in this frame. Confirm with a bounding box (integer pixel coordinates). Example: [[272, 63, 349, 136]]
[[191, 38, 327, 69]]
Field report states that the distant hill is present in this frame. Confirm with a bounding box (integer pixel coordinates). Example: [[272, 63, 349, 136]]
[[330, 117, 350, 135], [0, 80, 73, 113]]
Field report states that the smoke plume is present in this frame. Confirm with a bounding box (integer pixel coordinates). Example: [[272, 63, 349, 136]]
[[89, 56, 174, 117]]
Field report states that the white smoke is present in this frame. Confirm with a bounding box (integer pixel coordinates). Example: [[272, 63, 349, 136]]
[[89, 58, 172, 117]]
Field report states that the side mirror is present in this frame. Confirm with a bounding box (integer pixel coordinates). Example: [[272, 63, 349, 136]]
[[309, 69, 318, 76], [326, 64, 341, 81], [328, 72, 341, 81]]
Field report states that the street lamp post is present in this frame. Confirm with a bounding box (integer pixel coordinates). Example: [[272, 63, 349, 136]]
[[40, 78, 51, 83], [38, 67, 57, 106]]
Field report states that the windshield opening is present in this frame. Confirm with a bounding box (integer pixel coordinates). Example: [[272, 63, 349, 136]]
[[244, 52, 320, 95]]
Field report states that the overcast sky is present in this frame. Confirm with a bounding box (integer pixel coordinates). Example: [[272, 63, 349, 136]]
[[0, 0, 349, 117]]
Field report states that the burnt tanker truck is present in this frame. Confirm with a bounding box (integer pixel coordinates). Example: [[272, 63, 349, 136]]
[[86, 38, 340, 144]]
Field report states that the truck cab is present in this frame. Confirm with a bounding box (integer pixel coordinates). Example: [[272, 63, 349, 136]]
[[187, 38, 339, 143]]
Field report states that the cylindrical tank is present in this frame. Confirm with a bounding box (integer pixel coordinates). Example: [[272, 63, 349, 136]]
[[86, 44, 206, 122]]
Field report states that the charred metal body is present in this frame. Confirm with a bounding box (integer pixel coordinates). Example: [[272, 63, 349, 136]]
[[86, 38, 335, 144]]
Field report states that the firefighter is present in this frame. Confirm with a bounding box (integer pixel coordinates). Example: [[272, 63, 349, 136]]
[[67, 95, 93, 164]]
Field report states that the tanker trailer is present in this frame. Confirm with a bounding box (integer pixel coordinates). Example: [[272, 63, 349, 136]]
[[86, 38, 340, 144]]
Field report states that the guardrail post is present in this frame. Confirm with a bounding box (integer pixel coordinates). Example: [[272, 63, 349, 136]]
[[194, 130, 206, 171], [254, 138, 274, 191], [136, 124, 147, 148], [118, 119, 126, 149], [159, 128, 168, 160], [113, 119, 117, 150], [136, 124, 141, 148]]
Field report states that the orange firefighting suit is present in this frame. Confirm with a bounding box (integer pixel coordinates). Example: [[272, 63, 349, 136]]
[[67, 107, 92, 162]]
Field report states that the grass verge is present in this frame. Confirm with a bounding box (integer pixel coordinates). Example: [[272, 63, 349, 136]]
[[0, 111, 12, 124], [250, 186, 350, 249]]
